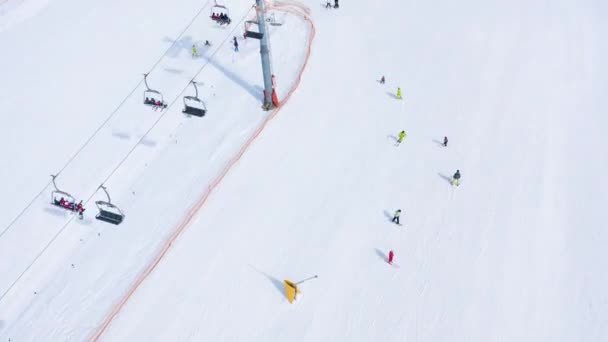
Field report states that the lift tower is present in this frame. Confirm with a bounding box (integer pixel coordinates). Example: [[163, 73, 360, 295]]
[[244, 0, 279, 110]]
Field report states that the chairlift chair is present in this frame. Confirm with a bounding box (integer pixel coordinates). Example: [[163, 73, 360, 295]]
[[182, 81, 207, 117], [143, 73, 168, 110], [210, 3, 231, 25], [95, 185, 125, 225], [244, 20, 263, 40], [50, 174, 77, 211]]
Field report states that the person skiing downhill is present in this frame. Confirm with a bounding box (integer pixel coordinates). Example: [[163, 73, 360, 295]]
[[392, 209, 402, 225], [451, 169, 461, 186], [191, 44, 198, 58], [443, 136, 448, 147], [396, 131, 407, 145], [388, 250, 394, 264], [396, 87, 402, 99], [233, 36, 239, 52]]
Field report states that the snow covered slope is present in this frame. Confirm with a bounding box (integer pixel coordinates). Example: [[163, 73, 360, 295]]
[[1, 0, 608, 341]]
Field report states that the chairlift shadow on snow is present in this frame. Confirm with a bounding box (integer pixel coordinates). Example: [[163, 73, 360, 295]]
[[437, 172, 452, 184], [112, 131, 131, 140], [374, 248, 388, 263], [163, 67, 183, 75], [112, 131, 157, 148], [139, 137, 157, 148], [249, 264, 285, 299]]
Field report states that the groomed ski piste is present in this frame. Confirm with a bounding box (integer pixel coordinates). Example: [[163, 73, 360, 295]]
[[1, 0, 607, 341]]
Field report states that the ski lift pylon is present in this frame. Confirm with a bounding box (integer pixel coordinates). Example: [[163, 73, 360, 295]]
[[182, 81, 207, 117], [95, 185, 125, 225], [143, 73, 167, 109]]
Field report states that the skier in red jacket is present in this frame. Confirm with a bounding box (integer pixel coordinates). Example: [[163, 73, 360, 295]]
[[388, 250, 394, 264]]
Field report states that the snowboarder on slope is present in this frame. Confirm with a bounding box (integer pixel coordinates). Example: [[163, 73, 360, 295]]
[[388, 250, 394, 264], [392, 209, 402, 225], [397, 131, 407, 145], [451, 169, 461, 186], [443, 136, 448, 147], [396, 87, 402, 99]]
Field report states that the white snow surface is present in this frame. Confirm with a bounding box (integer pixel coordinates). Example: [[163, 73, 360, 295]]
[[1, 0, 608, 341]]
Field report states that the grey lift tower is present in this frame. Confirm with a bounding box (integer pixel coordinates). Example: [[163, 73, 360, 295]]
[[245, 0, 279, 110]]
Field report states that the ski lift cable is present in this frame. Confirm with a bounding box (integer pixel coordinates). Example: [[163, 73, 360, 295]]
[[0, 0, 213, 239], [0, 5, 254, 305]]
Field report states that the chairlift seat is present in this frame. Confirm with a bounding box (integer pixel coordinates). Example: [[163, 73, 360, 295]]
[[183, 96, 206, 117], [95, 201, 124, 225], [51, 190, 76, 210]]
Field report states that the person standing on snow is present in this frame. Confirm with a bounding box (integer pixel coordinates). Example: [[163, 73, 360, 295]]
[[451, 169, 461, 186], [396, 87, 403, 99], [334, 0, 339, 8], [443, 136, 448, 147], [191, 44, 198, 58], [380, 76, 385, 84], [233, 36, 239, 52], [388, 250, 394, 264], [392, 209, 402, 225], [325, 1, 331, 8]]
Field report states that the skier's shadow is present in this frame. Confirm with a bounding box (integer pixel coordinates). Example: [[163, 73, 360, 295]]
[[383, 210, 394, 222], [432, 139, 445, 147], [386, 135, 398, 143], [249, 264, 285, 299], [437, 173, 452, 184], [374, 248, 388, 262], [386, 91, 399, 99]]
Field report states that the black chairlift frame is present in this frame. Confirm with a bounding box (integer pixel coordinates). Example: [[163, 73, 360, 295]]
[[95, 185, 125, 225], [182, 81, 207, 117], [210, 1, 231, 24], [50, 174, 77, 210], [244, 20, 263, 40], [143, 73, 167, 109]]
